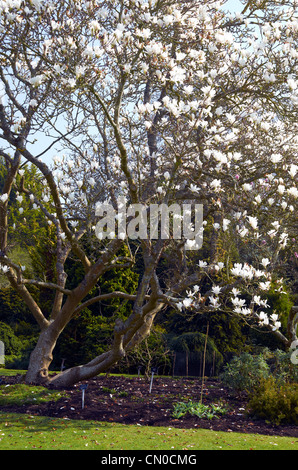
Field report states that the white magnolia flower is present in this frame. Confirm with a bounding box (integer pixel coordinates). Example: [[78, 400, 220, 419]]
[[287, 187, 298, 198], [258, 311, 269, 325], [29, 99, 38, 107], [241, 308, 251, 315], [270, 153, 282, 164], [231, 288, 240, 296], [259, 281, 271, 291], [270, 313, 279, 323], [289, 164, 297, 178], [30, 75, 45, 87], [211, 285, 222, 295], [247, 216, 258, 230], [288, 78, 297, 90], [89, 20, 101, 34], [198, 260, 208, 268], [210, 179, 221, 191], [208, 295, 221, 308], [290, 340, 298, 350], [0, 193, 8, 203], [215, 262, 224, 271], [272, 321, 281, 331], [222, 218, 230, 231], [231, 297, 246, 308], [190, 184, 200, 193], [261, 258, 270, 268], [182, 297, 192, 308], [238, 227, 248, 237]]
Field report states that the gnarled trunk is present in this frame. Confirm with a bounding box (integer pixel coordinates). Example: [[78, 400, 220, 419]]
[[25, 301, 164, 388], [25, 324, 61, 385]]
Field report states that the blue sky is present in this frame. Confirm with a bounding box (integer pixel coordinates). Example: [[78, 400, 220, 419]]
[[225, 0, 244, 13]]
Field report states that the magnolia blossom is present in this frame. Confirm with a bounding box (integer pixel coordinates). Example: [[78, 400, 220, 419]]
[[211, 285, 222, 295], [231, 297, 246, 308], [258, 311, 269, 325], [259, 281, 271, 291], [270, 153, 283, 163], [29, 75, 45, 87], [198, 260, 208, 268], [247, 216, 258, 230], [289, 164, 297, 178], [0, 193, 8, 203], [182, 297, 192, 308], [261, 258, 270, 268], [208, 295, 221, 309], [222, 218, 230, 231]]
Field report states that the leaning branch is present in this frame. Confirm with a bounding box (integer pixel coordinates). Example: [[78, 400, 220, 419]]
[[18, 147, 92, 272], [21, 279, 72, 295], [72, 291, 150, 317]]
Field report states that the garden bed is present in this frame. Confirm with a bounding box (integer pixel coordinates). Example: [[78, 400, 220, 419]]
[[1, 374, 297, 438]]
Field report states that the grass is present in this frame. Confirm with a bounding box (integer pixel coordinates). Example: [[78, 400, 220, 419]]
[[0, 384, 65, 406], [0, 412, 297, 450], [0, 369, 26, 376]]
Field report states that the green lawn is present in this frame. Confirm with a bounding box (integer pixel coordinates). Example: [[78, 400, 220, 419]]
[[0, 412, 297, 450]]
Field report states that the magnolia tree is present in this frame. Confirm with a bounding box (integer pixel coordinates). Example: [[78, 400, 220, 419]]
[[0, 0, 297, 386]]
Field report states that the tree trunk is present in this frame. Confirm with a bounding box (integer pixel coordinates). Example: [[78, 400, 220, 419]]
[[25, 324, 61, 384], [45, 307, 163, 388], [287, 306, 298, 347]]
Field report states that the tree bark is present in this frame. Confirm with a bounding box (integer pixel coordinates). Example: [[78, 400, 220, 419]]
[[25, 323, 61, 384]]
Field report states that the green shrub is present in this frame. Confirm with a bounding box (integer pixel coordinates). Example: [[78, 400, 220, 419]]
[[269, 349, 298, 383], [219, 352, 269, 392], [172, 400, 228, 420], [0, 322, 23, 356], [248, 377, 298, 425]]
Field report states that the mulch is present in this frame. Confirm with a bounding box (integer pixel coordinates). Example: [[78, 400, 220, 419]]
[[1, 374, 297, 438]]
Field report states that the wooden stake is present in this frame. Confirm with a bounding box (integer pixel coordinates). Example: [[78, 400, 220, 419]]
[[200, 322, 209, 404]]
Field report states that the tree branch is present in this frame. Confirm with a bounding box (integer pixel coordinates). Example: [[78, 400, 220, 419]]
[[21, 278, 72, 295]]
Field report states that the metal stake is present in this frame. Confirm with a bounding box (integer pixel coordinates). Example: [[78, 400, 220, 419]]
[[79, 384, 88, 409]]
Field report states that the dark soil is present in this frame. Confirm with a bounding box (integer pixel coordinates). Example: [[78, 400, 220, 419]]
[[1, 374, 297, 438]]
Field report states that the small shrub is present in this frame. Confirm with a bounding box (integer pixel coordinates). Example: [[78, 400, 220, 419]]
[[172, 400, 228, 420], [102, 386, 116, 394], [270, 350, 298, 383], [248, 377, 298, 426], [219, 352, 269, 392], [0, 322, 23, 355]]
